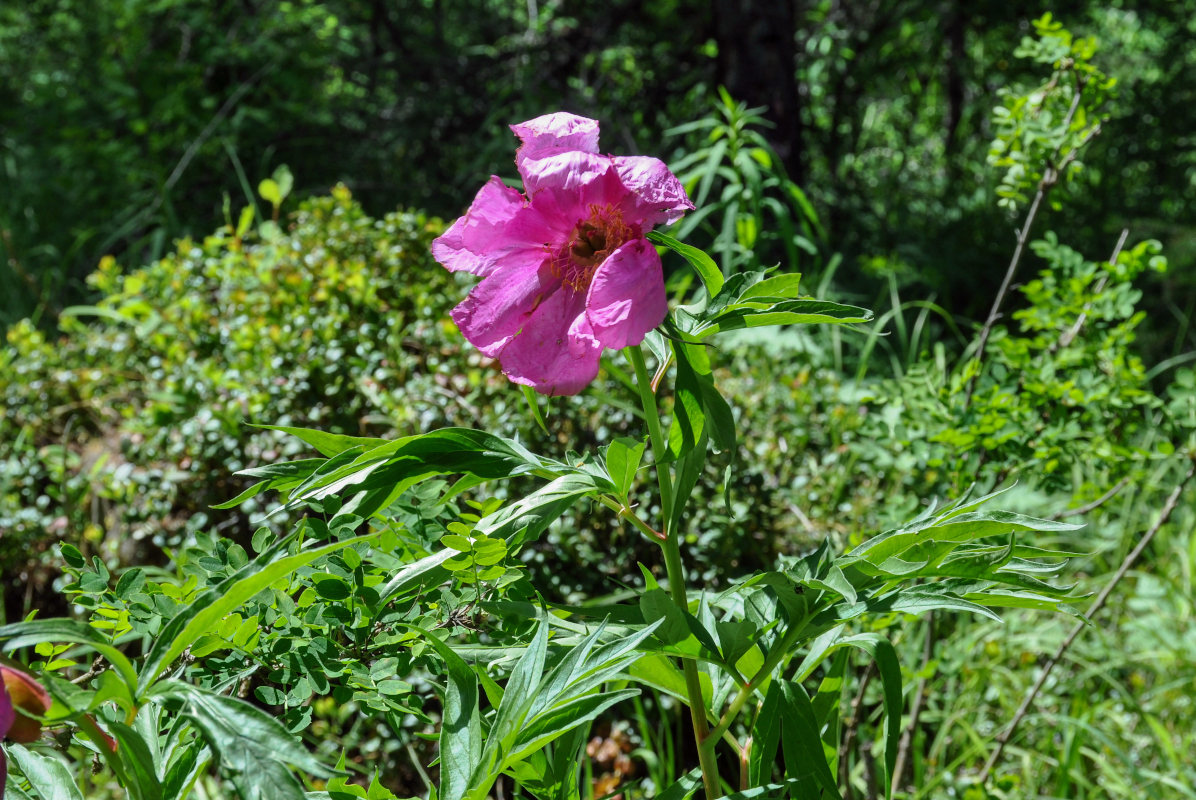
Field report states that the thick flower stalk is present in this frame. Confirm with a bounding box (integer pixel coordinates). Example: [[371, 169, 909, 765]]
[[432, 112, 693, 395], [0, 663, 51, 796]]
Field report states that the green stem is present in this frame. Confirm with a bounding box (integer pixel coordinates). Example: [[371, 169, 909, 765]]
[[597, 495, 664, 541], [704, 609, 814, 748], [627, 345, 674, 518], [626, 344, 721, 798]]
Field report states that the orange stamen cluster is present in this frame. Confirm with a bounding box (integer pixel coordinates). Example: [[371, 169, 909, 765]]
[[551, 204, 639, 291]]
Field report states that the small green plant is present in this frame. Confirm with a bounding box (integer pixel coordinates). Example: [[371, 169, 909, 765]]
[[668, 88, 825, 278]]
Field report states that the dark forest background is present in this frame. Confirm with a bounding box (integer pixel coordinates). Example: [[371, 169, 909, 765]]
[[3, 0, 1193, 365]]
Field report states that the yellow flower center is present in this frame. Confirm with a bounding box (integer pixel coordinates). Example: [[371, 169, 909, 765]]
[[551, 205, 638, 291]]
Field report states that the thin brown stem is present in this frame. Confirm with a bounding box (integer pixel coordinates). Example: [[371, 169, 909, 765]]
[[979, 458, 1196, 783], [70, 656, 107, 685], [963, 185, 1047, 409], [1055, 227, 1129, 352], [1047, 475, 1131, 521], [840, 662, 876, 800], [964, 77, 1091, 409], [890, 612, 935, 795]]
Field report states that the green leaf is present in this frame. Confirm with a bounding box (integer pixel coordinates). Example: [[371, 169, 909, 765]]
[[843, 507, 1079, 568], [738, 272, 803, 302], [723, 779, 819, 800], [60, 544, 85, 568], [115, 567, 146, 599], [487, 618, 549, 751], [312, 575, 352, 601], [605, 437, 646, 497], [252, 425, 388, 458], [7, 744, 85, 800], [703, 298, 872, 335], [138, 533, 376, 694], [628, 653, 690, 705], [273, 165, 294, 200], [378, 550, 455, 604], [236, 205, 255, 238], [649, 230, 724, 298], [520, 384, 550, 435], [258, 178, 281, 207], [640, 589, 690, 645], [667, 345, 707, 459], [474, 473, 607, 548], [810, 650, 848, 781], [509, 689, 639, 762], [798, 634, 902, 797], [106, 720, 164, 799], [776, 680, 842, 798], [0, 618, 138, 697], [416, 631, 481, 800], [493, 621, 657, 783], [274, 428, 550, 521], [151, 680, 335, 797], [656, 769, 703, 800], [162, 740, 207, 800]]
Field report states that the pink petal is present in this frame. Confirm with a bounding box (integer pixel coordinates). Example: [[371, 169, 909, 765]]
[[586, 239, 668, 349], [0, 673, 13, 739], [431, 177, 527, 276], [518, 150, 619, 198], [511, 113, 600, 163], [615, 156, 695, 228], [497, 287, 603, 396], [452, 258, 560, 357]]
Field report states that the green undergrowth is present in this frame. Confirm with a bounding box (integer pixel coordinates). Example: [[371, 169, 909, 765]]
[[4, 178, 1196, 796]]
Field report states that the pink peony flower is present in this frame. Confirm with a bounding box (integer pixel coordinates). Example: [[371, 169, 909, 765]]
[[432, 112, 694, 395]]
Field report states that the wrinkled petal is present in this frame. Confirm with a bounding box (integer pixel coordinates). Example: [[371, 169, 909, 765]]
[[519, 150, 619, 199], [615, 156, 695, 227], [433, 112, 694, 396], [511, 112, 600, 166], [452, 259, 559, 358], [431, 177, 527, 276], [586, 239, 667, 349], [498, 288, 602, 396], [524, 164, 631, 231]]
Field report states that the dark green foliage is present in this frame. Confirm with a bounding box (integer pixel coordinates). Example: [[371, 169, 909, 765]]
[[0, 0, 715, 324], [0, 187, 460, 607]]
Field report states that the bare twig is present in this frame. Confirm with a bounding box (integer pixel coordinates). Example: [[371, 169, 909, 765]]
[[890, 612, 935, 795], [1055, 227, 1129, 352], [964, 79, 1092, 408], [979, 457, 1196, 783], [164, 63, 275, 193], [70, 656, 107, 685], [1048, 475, 1131, 521], [840, 662, 876, 800], [785, 500, 817, 534]]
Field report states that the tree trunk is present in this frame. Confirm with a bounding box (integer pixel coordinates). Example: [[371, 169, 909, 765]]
[[714, 0, 804, 183]]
